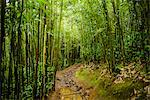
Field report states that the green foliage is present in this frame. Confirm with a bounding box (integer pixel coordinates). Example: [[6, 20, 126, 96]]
[[125, 32, 150, 62], [22, 85, 32, 99], [22, 63, 55, 99], [1, 0, 150, 99]]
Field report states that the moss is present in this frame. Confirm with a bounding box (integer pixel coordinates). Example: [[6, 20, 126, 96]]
[[110, 81, 134, 99], [75, 68, 90, 82], [75, 66, 144, 100], [75, 67, 114, 99]]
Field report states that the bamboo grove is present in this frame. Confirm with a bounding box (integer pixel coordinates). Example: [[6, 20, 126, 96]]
[[0, 0, 150, 99]]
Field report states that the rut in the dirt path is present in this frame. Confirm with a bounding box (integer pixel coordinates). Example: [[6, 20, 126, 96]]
[[48, 64, 97, 100]]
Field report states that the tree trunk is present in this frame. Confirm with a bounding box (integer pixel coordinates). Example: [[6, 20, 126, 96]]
[[0, 0, 6, 99]]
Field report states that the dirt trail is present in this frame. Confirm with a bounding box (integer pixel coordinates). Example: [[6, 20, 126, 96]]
[[48, 64, 97, 100]]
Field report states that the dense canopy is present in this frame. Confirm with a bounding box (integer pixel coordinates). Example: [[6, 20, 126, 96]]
[[0, 0, 150, 99]]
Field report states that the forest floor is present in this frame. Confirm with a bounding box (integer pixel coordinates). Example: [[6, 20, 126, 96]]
[[48, 64, 98, 100], [48, 63, 150, 100]]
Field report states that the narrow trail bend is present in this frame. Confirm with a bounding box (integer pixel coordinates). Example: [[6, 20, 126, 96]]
[[48, 64, 97, 100]]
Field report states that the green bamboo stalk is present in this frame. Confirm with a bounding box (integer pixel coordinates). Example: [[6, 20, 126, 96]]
[[0, 0, 6, 99], [42, 25, 47, 100]]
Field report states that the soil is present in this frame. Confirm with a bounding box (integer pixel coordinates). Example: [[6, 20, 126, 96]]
[[48, 64, 97, 100]]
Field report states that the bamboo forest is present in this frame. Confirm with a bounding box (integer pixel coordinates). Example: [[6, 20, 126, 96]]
[[0, 0, 150, 100]]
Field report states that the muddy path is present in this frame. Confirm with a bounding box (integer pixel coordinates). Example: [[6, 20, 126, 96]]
[[48, 64, 97, 100]]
